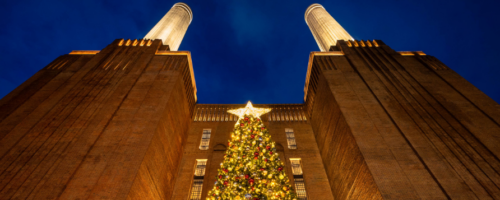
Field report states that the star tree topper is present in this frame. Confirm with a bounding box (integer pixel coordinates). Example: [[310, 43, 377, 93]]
[[227, 101, 271, 120]]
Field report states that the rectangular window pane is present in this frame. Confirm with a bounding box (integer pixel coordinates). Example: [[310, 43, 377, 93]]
[[189, 179, 203, 200], [295, 178, 307, 200], [285, 128, 297, 149], [290, 158, 307, 200], [194, 160, 207, 176], [290, 158, 303, 175], [190, 159, 207, 200], [199, 129, 211, 150]]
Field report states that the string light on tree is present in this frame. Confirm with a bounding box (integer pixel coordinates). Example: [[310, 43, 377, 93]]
[[208, 101, 298, 200]]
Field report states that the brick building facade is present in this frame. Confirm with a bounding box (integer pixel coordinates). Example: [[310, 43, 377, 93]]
[[0, 3, 499, 200]]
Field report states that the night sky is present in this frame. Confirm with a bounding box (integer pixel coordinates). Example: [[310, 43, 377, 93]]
[[1, 0, 499, 104]]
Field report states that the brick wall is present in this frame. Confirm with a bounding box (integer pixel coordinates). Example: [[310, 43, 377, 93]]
[[171, 106, 334, 200], [0, 39, 196, 199]]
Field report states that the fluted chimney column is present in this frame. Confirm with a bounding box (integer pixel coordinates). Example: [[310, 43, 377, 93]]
[[144, 2, 192, 51], [305, 4, 353, 51]]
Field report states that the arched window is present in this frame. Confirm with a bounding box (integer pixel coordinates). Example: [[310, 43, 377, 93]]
[[213, 144, 227, 151], [275, 143, 285, 151]]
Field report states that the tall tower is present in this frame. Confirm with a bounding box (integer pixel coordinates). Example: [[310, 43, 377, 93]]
[[305, 4, 353, 51], [0, 3, 196, 200], [1, 2, 500, 200], [304, 3, 500, 200], [144, 2, 193, 51]]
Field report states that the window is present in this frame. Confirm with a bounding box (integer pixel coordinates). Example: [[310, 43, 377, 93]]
[[285, 128, 297, 149], [189, 159, 207, 200], [199, 129, 211, 150], [194, 159, 207, 176], [294, 178, 307, 200], [290, 158, 303, 175], [190, 180, 203, 200], [290, 158, 307, 200]]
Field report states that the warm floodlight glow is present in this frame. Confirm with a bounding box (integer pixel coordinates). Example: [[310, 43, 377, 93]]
[[399, 51, 415, 56], [68, 50, 100, 55], [416, 51, 426, 56], [305, 3, 354, 51], [227, 101, 271, 120], [144, 2, 192, 51]]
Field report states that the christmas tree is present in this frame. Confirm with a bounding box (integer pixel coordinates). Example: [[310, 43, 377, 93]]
[[207, 102, 298, 200]]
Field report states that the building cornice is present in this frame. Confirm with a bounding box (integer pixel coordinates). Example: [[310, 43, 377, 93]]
[[156, 50, 197, 102], [303, 51, 344, 102]]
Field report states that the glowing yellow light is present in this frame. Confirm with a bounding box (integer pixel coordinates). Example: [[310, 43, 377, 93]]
[[366, 40, 373, 47], [360, 40, 366, 47], [416, 51, 426, 56], [69, 50, 100, 55], [354, 40, 359, 47], [399, 51, 414, 56], [346, 40, 352, 47], [227, 101, 271, 120]]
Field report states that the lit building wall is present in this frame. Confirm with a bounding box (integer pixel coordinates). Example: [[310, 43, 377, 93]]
[[1, 2, 500, 200], [304, 39, 500, 199], [0, 39, 197, 199]]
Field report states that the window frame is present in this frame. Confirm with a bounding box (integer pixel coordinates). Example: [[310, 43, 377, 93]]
[[285, 128, 297, 149], [189, 159, 207, 200], [290, 158, 307, 200], [199, 129, 211, 150]]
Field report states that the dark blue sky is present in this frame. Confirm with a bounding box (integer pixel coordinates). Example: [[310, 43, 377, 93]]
[[1, 0, 499, 104]]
